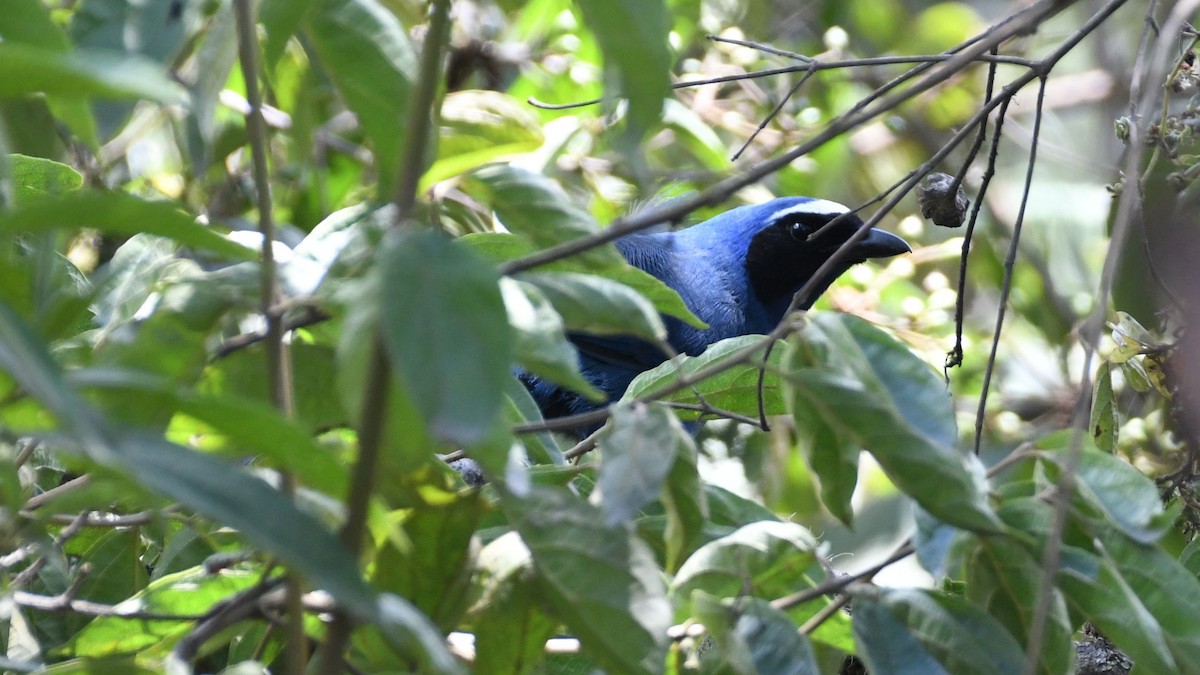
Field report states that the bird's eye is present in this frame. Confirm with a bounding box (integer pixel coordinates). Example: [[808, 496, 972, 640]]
[[787, 220, 806, 239]]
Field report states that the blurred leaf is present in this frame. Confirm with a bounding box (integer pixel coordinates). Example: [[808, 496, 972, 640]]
[[0, 191, 254, 261], [421, 93, 544, 191], [853, 587, 1025, 675], [671, 520, 818, 603], [1040, 437, 1172, 544], [784, 313, 1001, 533], [914, 509, 962, 581], [1058, 545, 1176, 674], [261, 0, 316, 68], [661, 420, 706, 572], [502, 278, 603, 400], [0, 1, 98, 146], [304, 0, 417, 194], [1090, 361, 1117, 453], [70, 367, 349, 496], [374, 495, 482, 631], [503, 374, 564, 465], [71, 568, 260, 656], [575, 0, 670, 141], [501, 485, 670, 674], [595, 402, 691, 525], [0, 43, 187, 104], [1105, 533, 1200, 673], [694, 595, 820, 675], [471, 533, 559, 675], [9, 154, 83, 205], [522, 271, 666, 342], [0, 302, 381, 622], [967, 537, 1075, 675], [624, 335, 784, 418], [379, 229, 511, 445], [202, 343, 348, 434]]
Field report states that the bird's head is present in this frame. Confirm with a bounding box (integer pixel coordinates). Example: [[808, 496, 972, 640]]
[[734, 197, 910, 310]]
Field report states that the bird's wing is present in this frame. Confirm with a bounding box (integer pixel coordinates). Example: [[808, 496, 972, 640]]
[[568, 332, 668, 373]]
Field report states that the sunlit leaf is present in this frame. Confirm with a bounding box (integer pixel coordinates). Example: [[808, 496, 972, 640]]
[[0, 43, 187, 104], [9, 154, 83, 205], [624, 335, 784, 418], [574, 0, 670, 141], [304, 0, 417, 194], [0, 191, 254, 261]]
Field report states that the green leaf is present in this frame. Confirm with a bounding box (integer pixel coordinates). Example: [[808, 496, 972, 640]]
[[624, 335, 784, 417], [575, 0, 670, 141], [521, 271, 667, 342], [501, 485, 670, 674], [502, 278, 603, 401], [472, 532, 560, 675], [967, 538, 1075, 675], [304, 0, 417, 194], [9, 154, 83, 205], [783, 313, 1001, 533], [71, 568, 261, 656], [853, 587, 1026, 675], [69, 368, 349, 497], [0, 191, 254, 261], [0, 302, 375, 624], [463, 232, 704, 328], [503, 374, 564, 466], [1058, 545, 1177, 674], [0, 43, 187, 104], [379, 229, 512, 445], [373, 495, 482, 631], [661, 422, 707, 573], [794, 407, 859, 528], [595, 402, 692, 525], [465, 165, 613, 258], [0, 1, 98, 146], [1089, 361, 1117, 453], [421, 94, 544, 192], [693, 595, 820, 675], [671, 520, 818, 603], [261, 0, 317, 67], [1105, 533, 1200, 674], [1040, 437, 1171, 544]]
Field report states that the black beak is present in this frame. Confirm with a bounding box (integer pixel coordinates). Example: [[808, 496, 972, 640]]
[[850, 228, 910, 260]]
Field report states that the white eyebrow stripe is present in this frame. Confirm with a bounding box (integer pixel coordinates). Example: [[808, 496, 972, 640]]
[[768, 199, 850, 221]]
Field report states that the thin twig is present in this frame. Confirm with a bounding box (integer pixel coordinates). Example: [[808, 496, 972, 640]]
[[504, 0, 1067, 277], [526, 53, 1037, 111], [973, 79, 1045, 458], [317, 0, 453, 672], [232, 0, 306, 670]]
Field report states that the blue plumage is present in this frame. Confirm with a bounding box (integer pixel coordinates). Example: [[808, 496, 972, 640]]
[[524, 196, 910, 432]]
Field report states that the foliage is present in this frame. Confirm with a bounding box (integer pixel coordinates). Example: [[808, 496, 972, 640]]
[[0, 0, 1196, 674]]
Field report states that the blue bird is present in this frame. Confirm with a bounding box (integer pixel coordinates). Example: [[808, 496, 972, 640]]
[[523, 196, 910, 434]]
